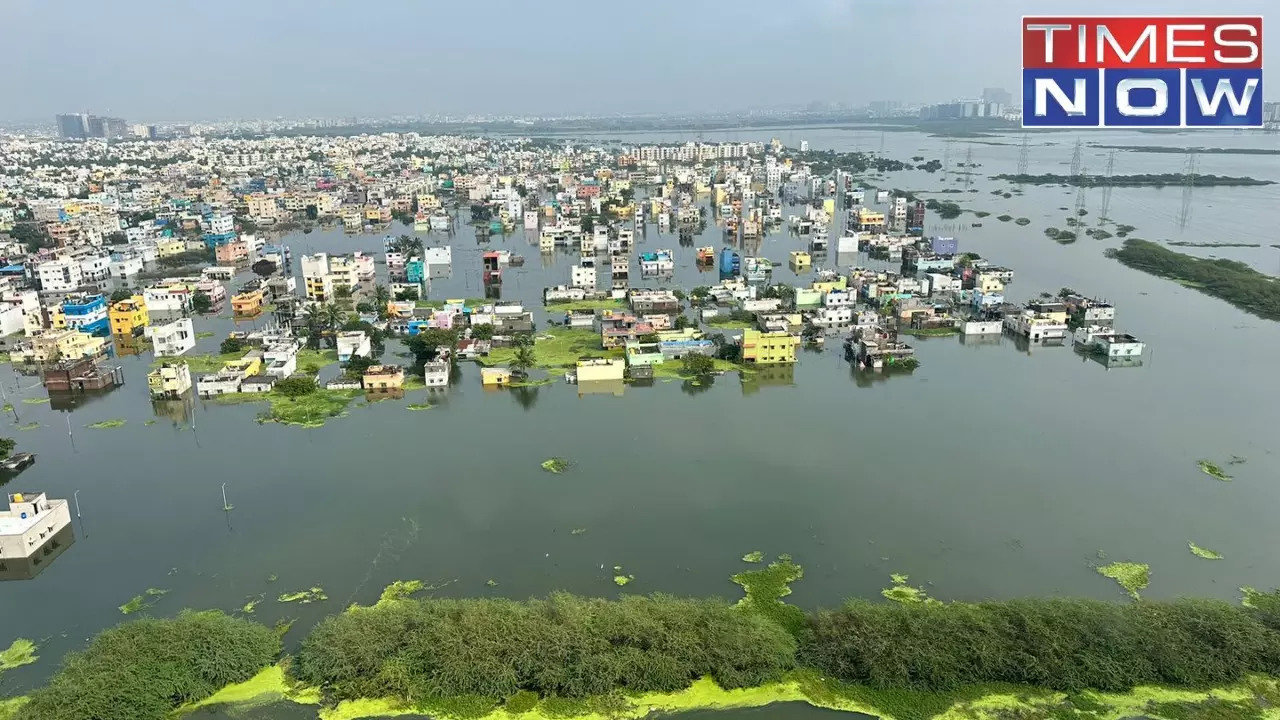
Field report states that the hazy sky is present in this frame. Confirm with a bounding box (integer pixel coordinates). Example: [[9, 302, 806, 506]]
[[4, 0, 1275, 121]]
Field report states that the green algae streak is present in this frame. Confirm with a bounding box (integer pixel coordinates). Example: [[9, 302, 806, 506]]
[[278, 587, 327, 604], [742, 551, 764, 563], [87, 418, 127, 429], [378, 580, 425, 604], [1096, 562, 1151, 599], [540, 457, 571, 473], [1189, 542, 1224, 560], [176, 664, 321, 716], [1199, 459, 1232, 481], [118, 595, 150, 614], [0, 639, 37, 673]]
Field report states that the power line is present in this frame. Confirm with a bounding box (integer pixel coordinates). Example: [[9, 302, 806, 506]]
[[1178, 149, 1199, 229]]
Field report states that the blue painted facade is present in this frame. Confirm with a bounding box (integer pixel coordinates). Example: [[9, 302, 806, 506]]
[[916, 257, 955, 273], [930, 236, 958, 255], [63, 294, 109, 336], [406, 259, 424, 283], [406, 319, 432, 336], [719, 248, 740, 274]]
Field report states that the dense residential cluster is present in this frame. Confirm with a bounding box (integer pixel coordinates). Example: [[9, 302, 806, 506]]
[[0, 130, 1153, 426]]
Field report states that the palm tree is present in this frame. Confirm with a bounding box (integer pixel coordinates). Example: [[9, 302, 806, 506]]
[[322, 304, 346, 346], [511, 345, 536, 377], [302, 305, 325, 350], [372, 284, 391, 319]]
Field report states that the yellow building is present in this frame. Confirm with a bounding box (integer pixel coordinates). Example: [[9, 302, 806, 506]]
[[741, 329, 799, 365], [812, 276, 849, 294], [230, 288, 266, 316], [417, 193, 441, 210], [978, 276, 1005, 295], [156, 237, 187, 258], [362, 365, 405, 392], [857, 208, 886, 229], [576, 358, 625, 383], [246, 193, 280, 219], [109, 296, 149, 336], [49, 307, 66, 330], [147, 362, 192, 399], [26, 329, 107, 364], [481, 367, 513, 386], [222, 356, 262, 377], [789, 251, 812, 269], [822, 198, 836, 217]]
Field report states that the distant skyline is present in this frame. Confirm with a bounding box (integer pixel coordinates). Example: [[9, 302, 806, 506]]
[[4, 0, 1275, 122]]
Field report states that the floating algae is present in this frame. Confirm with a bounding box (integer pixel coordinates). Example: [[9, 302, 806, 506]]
[[0, 638, 37, 673], [118, 595, 150, 614], [614, 575, 634, 586], [267, 574, 278, 582], [1229, 455, 1247, 465], [570, 528, 587, 535], [1198, 459, 1232, 481], [405, 403, 433, 411], [242, 597, 262, 614], [86, 418, 126, 429], [881, 574, 938, 604], [742, 551, 765, 563], [145, 587, 168, 597], [143, 420, 156, 426], [1189, 542, 1223, 560], [1242, 586, 1264, 608], [378, 580, 425, 603], [277, 586, 327, 604], [17, 422, 38, 431], [1096, 561, 1150, 599], [540, 457, 572, 473], [20, 398, 49, 405], [486, 579, 499, 587]]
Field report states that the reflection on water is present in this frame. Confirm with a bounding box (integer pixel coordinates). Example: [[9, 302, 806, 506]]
[[0, 525, 76, 581], [578, 379, 625, 397], [741, 364, 796, 395], [153, 395, 196, 426]]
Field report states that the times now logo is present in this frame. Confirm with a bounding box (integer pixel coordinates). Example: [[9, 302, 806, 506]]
[[1022, 16, 1263, 128]]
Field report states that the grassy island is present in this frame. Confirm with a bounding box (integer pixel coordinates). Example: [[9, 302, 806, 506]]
[[1107, 239, 1280, 321], [994, 173, 1274, 188], [16, 554, 1280, 720]]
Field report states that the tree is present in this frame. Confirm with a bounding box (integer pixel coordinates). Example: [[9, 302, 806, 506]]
[[511, 344, 536, 377], [356, 302, 374, 314], [681, 353, 715, 376], [275, 376, 317, 397], [109, 288, 135, 304], [581, 214, 595, 233], [470, 324, 495, 340], [251, 259, 277, 278], [344, 355, 376, 378], [673, 315, 691, 330], [406, 328, 458, 366], [322, 304, 347, 343], [372, 284, 391, 319], [637, 333, 661, 344], [302, 305, 325, 350], [219, 337, 245, 355], [191, 291, 213, 314], [0, 437, 14, 460], [672, 288, 686, 301]]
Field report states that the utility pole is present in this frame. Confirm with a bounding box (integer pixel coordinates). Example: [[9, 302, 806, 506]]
[[1179, 150, 1199, 229], [963, 145, 974, 190], [1098, 151, 1116, 225]]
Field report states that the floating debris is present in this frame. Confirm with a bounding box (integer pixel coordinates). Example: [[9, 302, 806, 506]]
[[486, 579, 498, 587], [277, 587, 327, 604], [742, 551, 765, 563], [540, 457, 572, 473], [1228, 455, 1247, 465], [267, 574, 278, 582], [145, 588, 168, 597], [242, 597, 262, 614], [20, 398, 49, 405], [570, 528, 587, 535], [1198, 460, 1232, 481], [143, 420, 157, 426], [777, 553, 792, 562], [613, 575, 634, 586], [17, 422, 39, 431], [1189, 542, 1223, 560], [86, 419, 127, 429], [0, 638, 37, 673], [1096, 561, 1150, 599], [406, 403, 433, 411]]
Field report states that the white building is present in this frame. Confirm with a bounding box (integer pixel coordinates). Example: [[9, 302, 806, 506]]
[[262, 343, 299, 378], [1094, 332, 1145, 358], [812, 305, 854, 326], [78, 255, 111, 283], [143, 286, 192, 313], [204, 214, 235, 236], [37, 259, 82, 293], [336, 331, 371, 364], [422, 246, 452, 271], [962, 319, 1003, 335], [146, 317, 196, 356], [0, 492, 72, 564], [110, 256, 143, 278], [570, 263, 596, 291], [197, 371, 243, 397], [423, 360, 449, 387]]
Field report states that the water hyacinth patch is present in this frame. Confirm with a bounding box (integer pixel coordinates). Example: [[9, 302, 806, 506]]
[[742, 551, 765, 563], [541, 457, 572, 473], [1096, 561, 1150, 599], [1189, 542, 1223, 560], [87, 418, 127, 429], [277, 587, 327, 604], [1198, 460, 1232, 481], [0, 638, 37, 673]]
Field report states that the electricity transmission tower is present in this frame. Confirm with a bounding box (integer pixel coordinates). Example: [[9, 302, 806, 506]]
[[942, 139, 954, 179], [1016, 133, 1030, 175], [963, 145, 974, 189], [1070, 139, 1087, 224], [1069, 138, 1083, 179], [1098, 151, 1116, 225], [1178, 150, 1198, 229]]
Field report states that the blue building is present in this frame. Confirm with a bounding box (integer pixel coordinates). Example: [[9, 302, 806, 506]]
[[62, 294, 109, 337], [719, 248, 740, 275], [406, 259, 424, 284]]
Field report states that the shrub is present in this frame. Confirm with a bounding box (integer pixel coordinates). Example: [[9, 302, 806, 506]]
[[801, 597, 1280, 693], [293, 593, 797, 704], [23, 611, 278, 720], [219, 337, 245, 355], [275, 376, 317, 397]]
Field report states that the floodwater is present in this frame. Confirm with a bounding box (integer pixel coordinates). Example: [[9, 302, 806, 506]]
[[2, 126, 1280, 719]]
